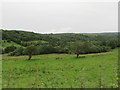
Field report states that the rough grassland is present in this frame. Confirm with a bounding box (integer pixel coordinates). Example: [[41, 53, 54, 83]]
[[2, 48, 118, 88], [0, 55, 2, 89]]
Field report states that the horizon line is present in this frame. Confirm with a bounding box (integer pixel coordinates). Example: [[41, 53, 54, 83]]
[[1, 29, 119, 34]]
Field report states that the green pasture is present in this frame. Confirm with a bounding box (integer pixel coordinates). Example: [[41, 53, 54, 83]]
[[2, 48, 119, 88], [0, 55, 2, 89]]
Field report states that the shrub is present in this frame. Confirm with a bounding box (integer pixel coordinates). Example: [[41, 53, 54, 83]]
[[8, 47, 25, 56], [4, 46, 17, 53]]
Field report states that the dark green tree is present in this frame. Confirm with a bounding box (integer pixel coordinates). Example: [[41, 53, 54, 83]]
[[25, 45, 36, 60], [70, 41, 93, 58], [70, 41, 84, 58]]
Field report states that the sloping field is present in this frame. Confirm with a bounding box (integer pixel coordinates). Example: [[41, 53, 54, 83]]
[[2, 48, 118, 88], [2, 40, 22, 50], [0, 55, 2, 89]]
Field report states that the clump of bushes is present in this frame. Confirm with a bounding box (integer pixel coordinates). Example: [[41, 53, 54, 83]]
[[8, 47, 25, 56], [4, 46, 17, 53], [7, 43, 111, 57]]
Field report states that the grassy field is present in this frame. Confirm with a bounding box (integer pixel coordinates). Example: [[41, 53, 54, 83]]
[[0, 55, 2, 89], [2, 48, 118, 88]]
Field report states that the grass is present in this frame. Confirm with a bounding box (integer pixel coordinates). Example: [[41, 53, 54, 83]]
[[2, 48, 118, 88], [0, 55, 2, 89]]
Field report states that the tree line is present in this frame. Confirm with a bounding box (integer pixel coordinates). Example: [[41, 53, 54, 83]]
[[1, 29, 120, 60]]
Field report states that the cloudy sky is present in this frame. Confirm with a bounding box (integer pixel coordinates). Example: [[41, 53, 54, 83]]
[[0, 0, 118, 33]]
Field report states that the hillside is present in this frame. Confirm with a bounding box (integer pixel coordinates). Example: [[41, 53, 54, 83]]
[[2, 30, 119, 44], [1, 30, 119, 88], [1, 29, 119, 56], [2, 40, 23, 50]]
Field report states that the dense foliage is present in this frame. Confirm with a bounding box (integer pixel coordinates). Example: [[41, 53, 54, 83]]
[[1, 29, 119, 56]]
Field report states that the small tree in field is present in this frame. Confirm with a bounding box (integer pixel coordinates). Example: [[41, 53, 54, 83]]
[[70, 41, 91, 58], [25, 45, 36, 60], [70, 41, 83, 58]]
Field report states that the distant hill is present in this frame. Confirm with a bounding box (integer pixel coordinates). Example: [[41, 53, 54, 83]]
[[1, 29, 119, 55], [1, 29, 119, 44]]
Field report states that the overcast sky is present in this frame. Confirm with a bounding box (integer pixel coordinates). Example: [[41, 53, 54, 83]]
[[0, 0, 118, 33]]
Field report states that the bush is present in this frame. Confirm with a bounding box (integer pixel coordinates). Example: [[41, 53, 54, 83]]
[[36, 45, 56, 54], [0, 47, 2, 54], [8, 47, 25, 56], [4, 46, 17, 53], [89, 45, 111, 53]]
